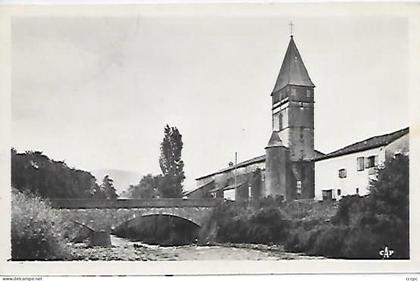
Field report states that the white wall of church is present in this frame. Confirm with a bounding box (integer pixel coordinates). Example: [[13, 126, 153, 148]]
[[314, 146, 385, 200]]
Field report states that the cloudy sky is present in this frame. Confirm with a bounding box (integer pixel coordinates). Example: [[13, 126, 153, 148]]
[[12, 13, 408, 190]]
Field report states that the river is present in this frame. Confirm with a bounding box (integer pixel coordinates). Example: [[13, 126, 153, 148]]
[[69, 235, 325, 261]]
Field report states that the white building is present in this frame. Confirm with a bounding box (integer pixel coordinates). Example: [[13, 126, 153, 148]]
[[314, 127, 409, 201]]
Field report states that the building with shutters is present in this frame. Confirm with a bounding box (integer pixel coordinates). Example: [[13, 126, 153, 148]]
[[314, 127, 409, 201]]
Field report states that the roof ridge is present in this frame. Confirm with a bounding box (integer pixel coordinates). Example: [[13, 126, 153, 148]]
[[317, 127, 409, 161], [330, 127, 408, 154]]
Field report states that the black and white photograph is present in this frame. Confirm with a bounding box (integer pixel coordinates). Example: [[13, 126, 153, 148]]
[[0, 2, 419, 276]]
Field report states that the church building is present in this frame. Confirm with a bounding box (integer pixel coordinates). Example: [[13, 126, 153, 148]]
[[188, 34, 409, 202]]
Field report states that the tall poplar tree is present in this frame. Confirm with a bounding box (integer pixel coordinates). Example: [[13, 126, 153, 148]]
[[158, 125, 185, 198]]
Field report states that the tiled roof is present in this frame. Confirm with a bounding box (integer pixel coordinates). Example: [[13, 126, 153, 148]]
[[272, 36, 315, 93], [195, 155, 265, 180], [315, 127, 409, 161], [195, 149, 326, 181]]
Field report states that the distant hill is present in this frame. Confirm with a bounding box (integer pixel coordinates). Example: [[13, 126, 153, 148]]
[[92, 169, 142, 196]]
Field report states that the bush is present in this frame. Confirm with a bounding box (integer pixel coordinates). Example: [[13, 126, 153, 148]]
[[341, 227, 383, 259], [199, 201, 290, 244], [11, 189, 72, 260], [285, 226, 319, 253], [310, 225, 348, 257], [331, 195, 365, 225]]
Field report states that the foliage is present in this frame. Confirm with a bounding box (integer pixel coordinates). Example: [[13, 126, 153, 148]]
[[199, 201, 290, 244], [124, 174, 162, 199], [11, 189, 73, 260], [285, 154, 409, 259], [11, 149, 117, 199], [92, 175, 118, 200], [158, 125, 185, 198]]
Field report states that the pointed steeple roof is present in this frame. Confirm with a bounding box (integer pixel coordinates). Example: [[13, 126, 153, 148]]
[[272, 36, 314, 94], [266, 131, 284, 148]]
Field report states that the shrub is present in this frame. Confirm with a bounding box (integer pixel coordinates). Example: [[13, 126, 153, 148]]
[[285, 226, 317, 253], [341, 227, 383, 259], [199, 201, 290, 244], [11, 189, 72, 260], [331, 195, 365, 225], [310, 225, 348, 257]]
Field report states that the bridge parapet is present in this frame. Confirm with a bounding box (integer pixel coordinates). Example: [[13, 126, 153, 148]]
[[52, 198, 222, 233], [50, 198, 222, 209]]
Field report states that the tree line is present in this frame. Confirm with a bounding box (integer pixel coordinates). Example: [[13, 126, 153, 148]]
[[11, 149, 118, 199], [12, 124, 185, 200]]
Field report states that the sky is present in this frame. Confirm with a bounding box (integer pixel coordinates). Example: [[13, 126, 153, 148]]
[[11, 14, 408, 191]]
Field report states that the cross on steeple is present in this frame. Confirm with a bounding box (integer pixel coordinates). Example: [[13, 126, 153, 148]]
[[289, 21, 294, 37]]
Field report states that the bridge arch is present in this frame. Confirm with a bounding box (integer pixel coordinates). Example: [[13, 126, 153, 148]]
[[113, 213, 201, 231]]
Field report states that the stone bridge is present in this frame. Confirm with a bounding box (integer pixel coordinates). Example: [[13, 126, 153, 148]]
[[51, 198, 222, 232]]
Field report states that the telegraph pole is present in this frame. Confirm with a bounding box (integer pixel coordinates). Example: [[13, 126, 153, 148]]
[[234, 152, 238, 187]]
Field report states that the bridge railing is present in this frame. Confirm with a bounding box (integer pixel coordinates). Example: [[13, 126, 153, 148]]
[[49, 198, 223, 209]]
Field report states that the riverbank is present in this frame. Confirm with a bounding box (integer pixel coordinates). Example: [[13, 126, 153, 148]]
[[69, 235, 325, 261]]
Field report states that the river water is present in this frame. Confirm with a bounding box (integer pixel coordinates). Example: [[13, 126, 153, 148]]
[[70, 235, 325, 261]]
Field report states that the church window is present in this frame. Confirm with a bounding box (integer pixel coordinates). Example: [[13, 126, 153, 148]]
[[306, 89, 311, 98], [356, 188, 359, 194], [357, 157, 365, 171], [291, 88, 296, 97], [337, 189, 341, 196], [296, 180, 302, 195], [338, 168, 347, 178]]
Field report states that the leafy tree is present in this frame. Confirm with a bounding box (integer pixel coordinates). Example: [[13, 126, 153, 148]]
[[368, 154, 409, 222], [11, 149, 98, 199], [99, 175, 118, 200], [125, 174, 161, 199], [364, 153, 409, 258], [158, 125, 185, 198]]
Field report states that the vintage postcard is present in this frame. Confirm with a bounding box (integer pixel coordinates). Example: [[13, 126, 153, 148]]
[[0, 2, 419, 276]]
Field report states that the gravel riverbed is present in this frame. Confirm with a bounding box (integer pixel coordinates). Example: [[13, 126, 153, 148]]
[[69, 235, 325, 261]]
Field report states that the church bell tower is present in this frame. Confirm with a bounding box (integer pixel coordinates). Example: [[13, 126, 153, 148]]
[[269, 34, 315, 199]]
